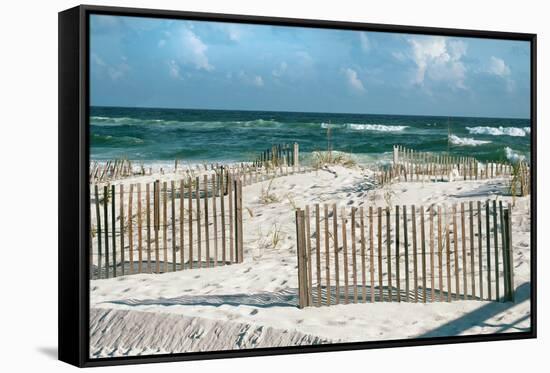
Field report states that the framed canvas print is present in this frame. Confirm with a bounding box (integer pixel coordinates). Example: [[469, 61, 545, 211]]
[[58, 4, 536, 367]]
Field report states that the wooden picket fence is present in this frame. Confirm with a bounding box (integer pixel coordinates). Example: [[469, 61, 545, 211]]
[[295, 201, 515, 308], [90, 159, 136, 182], [377, 145, 531, 189], [254, 143, 300, 168], [90, 172, 243, 279]]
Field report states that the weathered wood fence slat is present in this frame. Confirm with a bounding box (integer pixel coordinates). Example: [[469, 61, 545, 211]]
[[90, 175, 243, 279], [295, 200, 515, 309]]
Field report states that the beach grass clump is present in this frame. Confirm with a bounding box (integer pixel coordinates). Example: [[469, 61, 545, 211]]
[[311, 150, 356, 169], [286, 193, 298, 210], [259, 177, 279, 205], [271, 223, 282, 249]]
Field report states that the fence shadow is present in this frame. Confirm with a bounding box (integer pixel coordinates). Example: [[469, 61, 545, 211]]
[[91, 260, 237, 279], [101, 288, 300, 308], [417, 282, 531, 338], [310, 285, 485, 305]]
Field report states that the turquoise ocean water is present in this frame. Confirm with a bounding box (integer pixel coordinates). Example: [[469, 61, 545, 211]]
[[90, 106, 531, 165]]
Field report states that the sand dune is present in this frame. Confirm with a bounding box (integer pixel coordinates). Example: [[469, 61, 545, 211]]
[[90, 164, 531, 356]]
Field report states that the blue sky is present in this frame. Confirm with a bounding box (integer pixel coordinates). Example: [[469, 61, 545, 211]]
[[90, 15, 531, 118]]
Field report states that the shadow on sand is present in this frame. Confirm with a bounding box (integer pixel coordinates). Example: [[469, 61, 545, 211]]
[[418, 282, 531, 338]]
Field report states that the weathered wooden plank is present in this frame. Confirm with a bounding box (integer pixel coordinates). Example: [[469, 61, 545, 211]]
[[228, 175, 234, 263], [220, 172, 226, 264], [137, 184, 142, 273], [412, 205, 418, 302], [351, 207, 358, 303], [102, 186, 110, 279], [128, 184, 134, 274], [395, 205, 401, 302], [180, 180, 185, 269], [111, 185, 116, 277], [204, 175, 210, 268], [438, 205, 444, 301], [315, 204, 322, 307], [485, 200, 493, 300], [453, 204, 459, 300], [469, 201, 475, 298], [430, 205, 435, 301], [420, 206, 427, 303], [342, 207, 349, 304], [386, 208, 393, 302], [506, 204, 515, 301], [295, 209, 306, 309], [445, 205, 451, 302], [477, 201, 483, 300], [171, 181, 177, 271], [377, 207, 383, 302], [499, 201, 507, 300], [461, 202, 467, 300], [195, 177, 201, 268], [145, 184, 151, 273], [305, 205, 313, 306], [493, 200, 500, 301], [188, 178, 193, 269], [324, 204, 331, 305], [360, 207, 367, 303], [403, 205, 409, 302], [162, 182, 168, 272], [369, 206, 375, 303], [212, 175, 218, 267], [119, 184, 125, 276], [333, 204, 340, 304]]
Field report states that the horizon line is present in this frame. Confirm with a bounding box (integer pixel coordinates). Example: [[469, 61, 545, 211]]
[[89, 104, 531, 121]]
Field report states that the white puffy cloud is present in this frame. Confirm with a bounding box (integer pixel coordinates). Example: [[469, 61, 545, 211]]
[[272, 61, 288, 78], [252, 75, 264, 87], [408, 36, 467, 89], [181, 29, 213, 71], [168, 60, 181, 79], [342, 67, 365, 92], [488, 56, 511, 77], [488, 56, 514, 92], [359, 32, 371, 52], [91, 53, 129, 81], [238, 71, 264, 87]]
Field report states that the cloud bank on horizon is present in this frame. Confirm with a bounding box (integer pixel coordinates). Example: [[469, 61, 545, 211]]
[[90, 15, 531, 118]]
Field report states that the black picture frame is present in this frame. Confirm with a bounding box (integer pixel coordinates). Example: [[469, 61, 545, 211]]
[[58, 4, 537, 368]]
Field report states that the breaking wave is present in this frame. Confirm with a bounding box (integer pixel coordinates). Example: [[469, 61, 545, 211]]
[[466, 126, 530, 137], [449, 134, 491, 146], [504, 147, 527, 163], [345, 123, 408, 132]]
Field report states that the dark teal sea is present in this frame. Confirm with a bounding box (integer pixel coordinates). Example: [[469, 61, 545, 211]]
[[90, 106, 531, 164]]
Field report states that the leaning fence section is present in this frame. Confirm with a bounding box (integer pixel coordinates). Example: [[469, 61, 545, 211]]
[[378, 145, 530, 193], [90, 173, 244, 280], [295, 201, 515, 309], [253, 143, 300, 168]]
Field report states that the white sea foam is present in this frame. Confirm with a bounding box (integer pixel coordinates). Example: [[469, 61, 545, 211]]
[[346, 123, 408, 132], [448, 134, 491, 146], [466, 126, 530, 137], [504, 147, 526, 163]]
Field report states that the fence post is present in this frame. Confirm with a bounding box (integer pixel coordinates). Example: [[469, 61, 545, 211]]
[[393, 145, 399, 165], [94, 185, 102, 279], [295, 209, 309, 309], [503, 206, 514, 302], [293, 142, 300, 167], [103, 185, 110, 279], [233, 179, 244, 263]]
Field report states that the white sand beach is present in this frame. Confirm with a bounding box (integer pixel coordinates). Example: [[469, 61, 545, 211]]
[[89, 162, 531, 358]]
